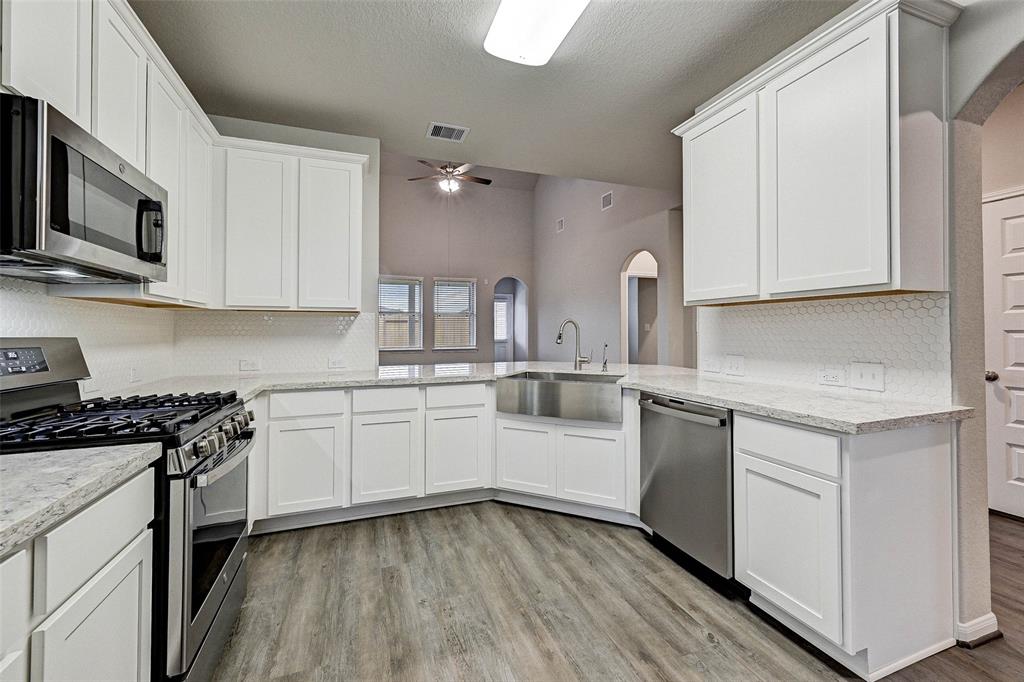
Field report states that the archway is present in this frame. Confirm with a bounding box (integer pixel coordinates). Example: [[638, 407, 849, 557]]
[[619, 251, 658, 364], [493, 277, 529, 362]]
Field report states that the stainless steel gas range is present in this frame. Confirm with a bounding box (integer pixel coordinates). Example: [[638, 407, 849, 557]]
[[0, 337, 253, 682]]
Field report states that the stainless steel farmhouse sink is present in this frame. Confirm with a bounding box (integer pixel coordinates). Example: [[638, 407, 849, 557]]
[[496, 371, 624, 423]]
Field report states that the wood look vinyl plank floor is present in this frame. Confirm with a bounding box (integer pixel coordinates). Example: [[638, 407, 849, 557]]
[[212, 505, 1024, 682]]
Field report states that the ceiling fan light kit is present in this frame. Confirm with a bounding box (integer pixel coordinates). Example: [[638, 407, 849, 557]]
[[408, 160, 493, 193], [484, 0, 591, 66]]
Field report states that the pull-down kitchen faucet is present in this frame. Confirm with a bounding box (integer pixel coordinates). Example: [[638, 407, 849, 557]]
[[556, 319, 591, 370]]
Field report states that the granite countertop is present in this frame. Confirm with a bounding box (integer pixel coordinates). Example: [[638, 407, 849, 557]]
[[0, 443, 162, 557], [123, 361, 972, 435]]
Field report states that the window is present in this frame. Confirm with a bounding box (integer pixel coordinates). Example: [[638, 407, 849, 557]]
[[433, 278, 477, 349], [378, 277, 423, 350], [494, 298, 509, 342]]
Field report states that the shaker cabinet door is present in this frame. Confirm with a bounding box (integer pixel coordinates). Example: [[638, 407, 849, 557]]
[[93, 0, 148, 169], [760, 14, 889, 295], [682, 93, 759, 303]]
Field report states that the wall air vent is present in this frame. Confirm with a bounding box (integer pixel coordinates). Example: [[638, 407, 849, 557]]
[[601, 191, 613, 211], [556, 217, 565, 233], [426, 122, 470, 143]]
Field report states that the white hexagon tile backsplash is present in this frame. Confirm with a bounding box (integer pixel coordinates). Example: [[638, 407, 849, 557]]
[[696, 293, 952, 403], [173, 309, 378, 375], [0, 278, 176, 397]]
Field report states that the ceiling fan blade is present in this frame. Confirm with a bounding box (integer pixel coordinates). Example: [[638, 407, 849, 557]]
[[407, 175, 439, 181], [458, 175, 493, 186], [417, 159, 442, 172], [452, 163, 474, 175]]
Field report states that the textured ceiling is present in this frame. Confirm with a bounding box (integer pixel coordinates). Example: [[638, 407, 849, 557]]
[[130, 0, 853, 190]]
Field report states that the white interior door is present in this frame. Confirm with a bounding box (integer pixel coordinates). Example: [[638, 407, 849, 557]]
[[984, 193, 1024, 518]]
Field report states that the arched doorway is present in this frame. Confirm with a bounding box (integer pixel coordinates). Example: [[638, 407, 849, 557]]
[[620, 251, 658, 364], [493, 277, 528, 362]]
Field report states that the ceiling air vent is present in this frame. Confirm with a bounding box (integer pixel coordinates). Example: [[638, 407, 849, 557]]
[[426, 121, 470, 143], [556, 217, 565, 233], [601, 191, 613, 211]]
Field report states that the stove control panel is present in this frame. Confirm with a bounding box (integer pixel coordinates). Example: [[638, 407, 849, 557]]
[[0, 347, 49, 376]]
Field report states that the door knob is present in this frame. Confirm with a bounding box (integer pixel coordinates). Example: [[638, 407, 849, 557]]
[[985, 370, 999, 382]]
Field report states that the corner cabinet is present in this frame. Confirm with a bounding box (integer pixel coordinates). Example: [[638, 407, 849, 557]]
[[673, 0, 959, 304], [219, 138, 368, 311]]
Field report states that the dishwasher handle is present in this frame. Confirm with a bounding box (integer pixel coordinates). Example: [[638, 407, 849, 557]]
[[639, 399, 727, 427]]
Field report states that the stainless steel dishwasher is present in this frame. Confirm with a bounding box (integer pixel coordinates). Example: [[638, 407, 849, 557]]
[[639, 393, 733, 578]]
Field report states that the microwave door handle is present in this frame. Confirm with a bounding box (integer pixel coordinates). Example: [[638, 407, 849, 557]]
[[193, 431, 254, 488], [135, 199, 164, 262]]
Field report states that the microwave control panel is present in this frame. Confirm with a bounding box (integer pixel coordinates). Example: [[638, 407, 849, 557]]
[[0, 347, 49, 375]]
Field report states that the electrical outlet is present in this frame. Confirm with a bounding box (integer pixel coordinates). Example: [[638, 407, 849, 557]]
[[849, 362, 885, 391], [702, 356, 721, 373], [81, 377, 98, 394], [328, 358, 346, 370], [724, 354, 745, 376], [818, 365, 847, 387], [128, 367, 139, 383], [239, 359, 261, 372]]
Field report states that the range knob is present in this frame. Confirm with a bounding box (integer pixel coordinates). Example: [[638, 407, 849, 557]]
[[232, 413, 248, 429], [222, 422, 240, 438], [195, 436, 216, 458], [213, 432, 228, 450], [246, 409, 255, 424]]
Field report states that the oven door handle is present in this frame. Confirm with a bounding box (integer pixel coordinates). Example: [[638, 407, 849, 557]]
[[192, 430, 254, 488]]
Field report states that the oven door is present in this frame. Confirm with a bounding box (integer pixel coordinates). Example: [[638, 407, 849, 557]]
[[167, 429, 252, 677]]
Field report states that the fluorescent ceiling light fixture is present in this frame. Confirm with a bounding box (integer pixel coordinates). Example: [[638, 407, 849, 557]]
[[438, 178, 460, 193], [484, 0, 591, 66]]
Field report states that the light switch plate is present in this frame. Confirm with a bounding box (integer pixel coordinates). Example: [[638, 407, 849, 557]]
[[129, 367, 139, 383], [702, 356, 721, 373], [239, 359, 261, 372], [725, 354, 745, 376], [328, 357, 346, 370], [850, 362, 885, 391]]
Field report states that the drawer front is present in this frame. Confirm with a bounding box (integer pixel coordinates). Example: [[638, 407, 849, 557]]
[[734, 415, 840, 478], [269, 389, 347, 418], [34, 469, 154, 614], [425, 383, 487, 409], [352, 386, 420, 413], [0, 549, 31, 658]]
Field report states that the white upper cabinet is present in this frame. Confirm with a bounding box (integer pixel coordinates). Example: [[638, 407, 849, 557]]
[[93, 0, 147, 169], [1, 0, 92, 130], [682, 93, 759, 304], [224, 147, 299, 308], [298, 157, 363, 310], [144, 63, 184, 300], [183, 112, 213, 305], [221, 140, 367, 311], [760, 14, 889, 295], [673, 1, 957, 304]]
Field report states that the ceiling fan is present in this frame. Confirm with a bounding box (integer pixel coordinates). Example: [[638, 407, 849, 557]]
[[408, 160, 493, 193]]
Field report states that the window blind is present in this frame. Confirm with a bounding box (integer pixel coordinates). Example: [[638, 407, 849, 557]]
[[493, 299, 509, 342], [378, 277, 423, 350], [433, 279, 476, 349]]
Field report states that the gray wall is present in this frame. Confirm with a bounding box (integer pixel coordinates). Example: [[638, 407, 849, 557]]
[[531, 175, 691, 366], [378, 172, 534, 365], [209, 115, 381, 316], [982, 83, 1024, 194], [949, 0, 1024, 121]]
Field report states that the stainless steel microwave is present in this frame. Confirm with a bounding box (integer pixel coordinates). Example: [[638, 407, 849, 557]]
[[1, 94, 168, 284]]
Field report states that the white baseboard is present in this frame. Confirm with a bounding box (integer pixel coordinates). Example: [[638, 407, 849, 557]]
[[956, 612, 999, 643], [868, 639, 956, 680], [251, 488, 644, 536]]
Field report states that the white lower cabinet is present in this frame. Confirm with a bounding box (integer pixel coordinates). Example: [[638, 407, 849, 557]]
[[734, 451, 842, 644], [30, 529, 152, 682], [425, 407, 491, 494], [351, 410, 424, 504], [556, 427, 626, 510], [495, 419, 557, 496], [267, 416, 347, 516]]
